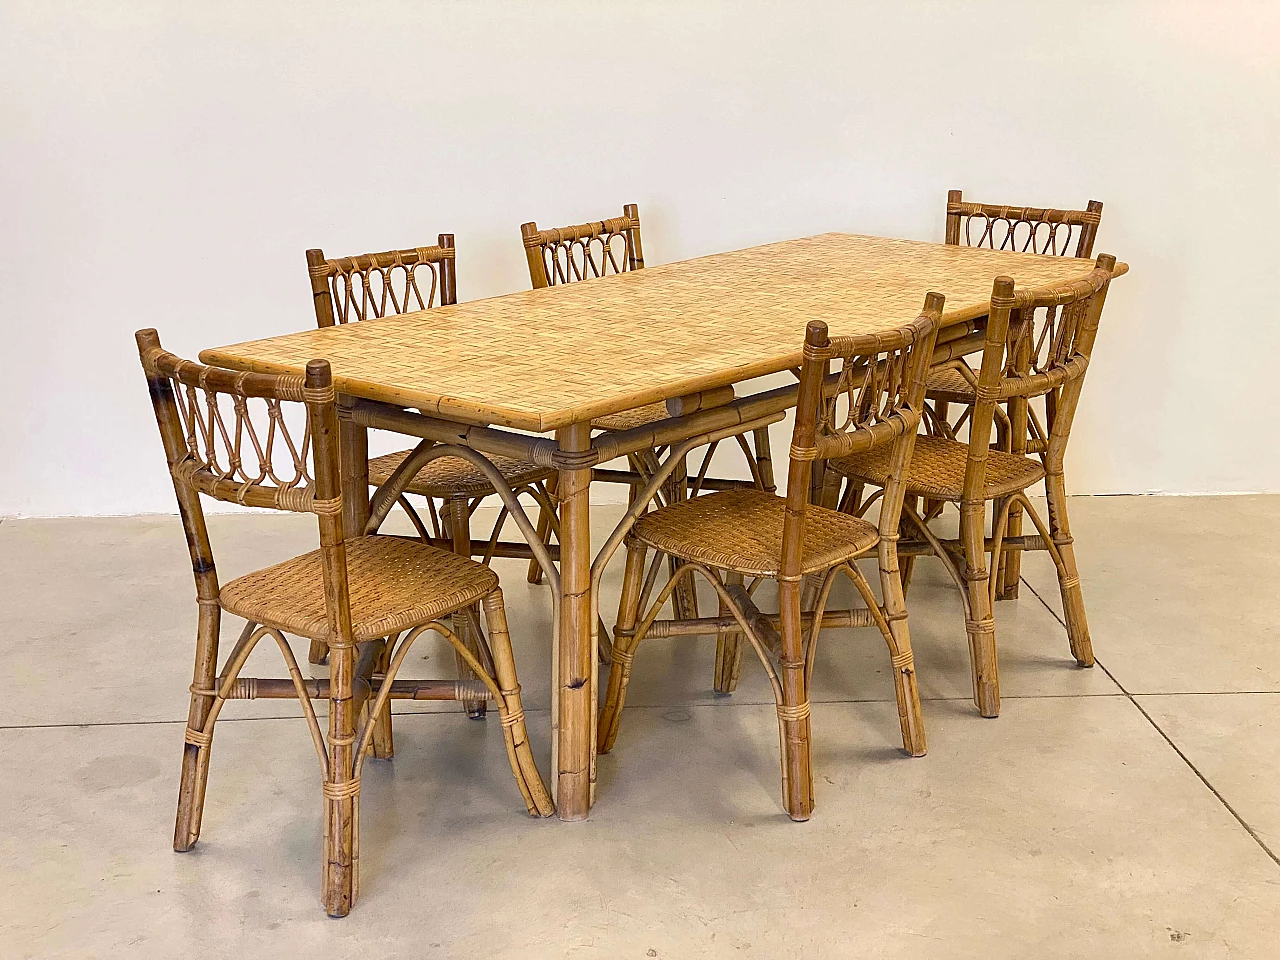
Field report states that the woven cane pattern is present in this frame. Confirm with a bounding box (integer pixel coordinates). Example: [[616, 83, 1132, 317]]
[[925, 365, 977, 403], [205, 234, 1123, 431], [830, 434, 1046, 501], [631, 489, 879, 577], [367, 449, 553, 498], [219, 535, 498, 642]]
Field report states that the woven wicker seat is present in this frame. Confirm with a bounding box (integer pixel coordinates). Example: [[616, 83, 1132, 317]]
[[830, 434, 1045, 502], [368, 450, 552, 500], [591, 400, 669, 432], [632, 489, 878, 578], [136, 334, 553, 918], [925, 365, 978, 404], [220, 535, 498, 643]]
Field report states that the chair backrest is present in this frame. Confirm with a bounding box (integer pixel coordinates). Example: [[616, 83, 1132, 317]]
[[306, 235, 457, 327], [960, 254, 1117, 498], [784, 295, 944, 584], [520, 204, 644, 289], [135, 328, 353, 642], [946, 189, 1103, 258]]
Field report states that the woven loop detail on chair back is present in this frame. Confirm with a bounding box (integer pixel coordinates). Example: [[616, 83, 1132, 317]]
[[991, 261, 1114, 402], [959, 257, 1116, 498], [946, 190, 1104, 259], [310, 238, 456, 325], [811, 318, 938, 463], [137, 339, 340, 518], [522, 205, 644, 288]]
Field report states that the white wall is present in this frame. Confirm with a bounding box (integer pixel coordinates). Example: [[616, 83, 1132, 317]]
[[2, 1, 1278, 517]]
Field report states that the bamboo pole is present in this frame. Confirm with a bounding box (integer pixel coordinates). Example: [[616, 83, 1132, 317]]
[[554, 422, 594, 820]]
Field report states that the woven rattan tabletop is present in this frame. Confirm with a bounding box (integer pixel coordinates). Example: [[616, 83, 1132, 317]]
[[202, 233, 1127, 432]]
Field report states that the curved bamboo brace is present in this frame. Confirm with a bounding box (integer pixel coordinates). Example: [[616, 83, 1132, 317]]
[[396, 494, 432, 541], [1008, 490, 1069, 573], [634, 560, 786, 705], [852, 488, 884, 519], [587, 414, 784, 655], [364, 441, 561, 597], [802, 566, 844, 687], [988, 496, 1016, 606], [353, 621, 498, 771], [688, 440, 719, 496], [735, 433, 767, 489], [194, 623, 330, 777], [903, 501, 972, 620]]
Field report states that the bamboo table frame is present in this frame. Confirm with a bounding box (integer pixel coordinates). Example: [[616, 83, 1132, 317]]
[[202, 233, 1127, 820]]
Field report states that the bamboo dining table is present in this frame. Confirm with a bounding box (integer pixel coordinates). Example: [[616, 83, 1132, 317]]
[[202, 232, 1127, 821]]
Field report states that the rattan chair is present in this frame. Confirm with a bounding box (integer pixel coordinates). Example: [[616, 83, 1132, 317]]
[[519, 205, 778, 616], [136, 330, 552, 917], [830, 256, 1117, 718], [306, 239, 560, 707], [925, 190, 1104, 598], [596, 298, 943, 821]]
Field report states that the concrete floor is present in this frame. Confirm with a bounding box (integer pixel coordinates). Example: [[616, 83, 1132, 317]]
[[1, 495, 1278, 958]]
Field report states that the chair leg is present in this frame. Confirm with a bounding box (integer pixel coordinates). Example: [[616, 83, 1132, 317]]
[[899, 494, 919, 596], [863, 549, 926, 756], [713, 571, 745, 694], [174, 602, 221, 852], [752, 426, 777, 494], [322, 634, 358, 918], [444, 497, 487, 719], [775, 583, 813, 821], [666, 455, 699, 619], [961, 499, 1000, 717], [1044, 475, 1094, 666], [996, 498, 1024, 600], [481, 591, 555, 816], [598, 540, 647, 754], [369, 636, 394, 760], [527, 475, 558, 585]]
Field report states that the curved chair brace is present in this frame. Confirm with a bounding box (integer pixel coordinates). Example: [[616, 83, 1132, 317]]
[[688, 440, 720, 496], [364, 440, 561, 598], [587, 414, 784, 655], [192, 621, 330, 778], [603, 556, 811, 808], [633, 559, 786, 705], [802, 565, 845, 687], [988, 496, 1016, 606], [1008, 489, 1069, 572], [734, 433, 767, 489], [903, 501, 973, 621], [396, 494, 433, 541]]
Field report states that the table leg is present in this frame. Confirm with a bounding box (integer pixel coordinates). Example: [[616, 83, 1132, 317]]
[[555, 422, 594, 820], [338, 395, 371, 539], [310, 396, 371, 665]]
